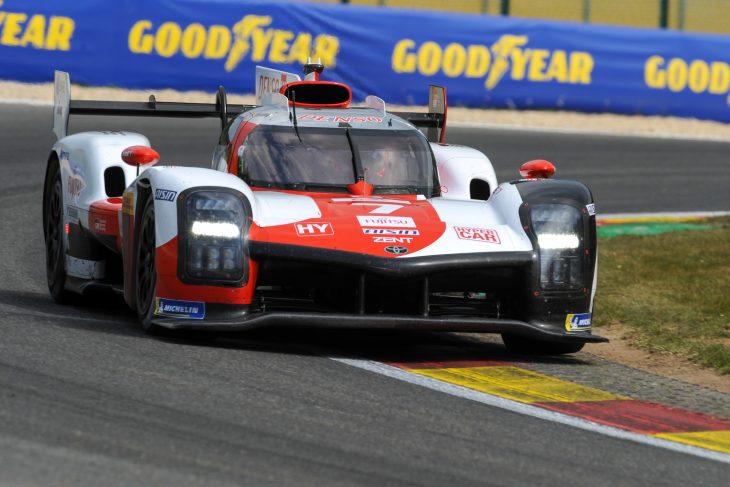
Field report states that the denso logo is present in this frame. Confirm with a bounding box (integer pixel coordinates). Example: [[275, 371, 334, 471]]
[[357, 216, 416, 228], [392, 35, 593, 91], [128, 15, 339, 72], [454, 226, 501, 243]]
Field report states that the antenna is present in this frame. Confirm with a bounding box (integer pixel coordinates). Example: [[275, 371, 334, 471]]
[[303, 57, 325, 81], [290, 90, 302, 142]]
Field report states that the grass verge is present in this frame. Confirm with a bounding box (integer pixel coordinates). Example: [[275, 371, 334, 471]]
[[594, 217, 730, 375]]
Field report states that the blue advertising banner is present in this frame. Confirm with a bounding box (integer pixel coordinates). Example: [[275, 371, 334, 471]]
[[2, 0, 730, 122]]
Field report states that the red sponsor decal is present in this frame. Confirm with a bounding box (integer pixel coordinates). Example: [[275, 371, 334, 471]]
[[454, 226, 501, 244], [294, 222, 334, 236], [94, 218, 107, 232], [297, 114, 383, 123]]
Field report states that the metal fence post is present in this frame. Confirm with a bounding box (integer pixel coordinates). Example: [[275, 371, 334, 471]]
[[659, 0, 669, 28], [501, 0, 510, 16]]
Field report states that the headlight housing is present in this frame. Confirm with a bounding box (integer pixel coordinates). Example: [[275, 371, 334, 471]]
[[531, 203, 584, 291], [178, 189, 248, 285]]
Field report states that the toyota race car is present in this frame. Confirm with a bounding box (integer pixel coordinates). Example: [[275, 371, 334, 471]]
[[43, 62, 606, 354]]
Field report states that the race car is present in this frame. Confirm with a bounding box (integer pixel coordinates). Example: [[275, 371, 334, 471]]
[[43, 61, 605, 354]]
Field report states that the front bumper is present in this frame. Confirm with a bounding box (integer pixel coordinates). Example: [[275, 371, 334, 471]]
[[151, 308, 607, 343]]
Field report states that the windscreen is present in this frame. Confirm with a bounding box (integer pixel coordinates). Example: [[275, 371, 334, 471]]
[[239, 125, 436, 194]]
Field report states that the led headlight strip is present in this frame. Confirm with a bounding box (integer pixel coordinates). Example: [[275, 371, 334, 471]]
[[531, 204, 584, 291], [180, 189, 248, 285]]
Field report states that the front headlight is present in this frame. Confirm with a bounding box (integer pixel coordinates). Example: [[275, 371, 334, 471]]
[[180, 190, 247, 284], [531, 204, 584, 290]]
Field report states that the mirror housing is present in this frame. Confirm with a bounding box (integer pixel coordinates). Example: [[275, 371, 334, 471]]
[[122, 146, 160, 167], [520, 159, 555, 180]]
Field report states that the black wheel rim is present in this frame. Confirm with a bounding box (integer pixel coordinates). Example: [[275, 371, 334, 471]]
[[136, 205, 156, 315], [45, 179, 63, 282]]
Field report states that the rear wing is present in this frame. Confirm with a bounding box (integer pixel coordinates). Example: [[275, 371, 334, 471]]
[[53, 71, 448, 143], [52, 71, 255, 140], [391, 85, 448, 143]]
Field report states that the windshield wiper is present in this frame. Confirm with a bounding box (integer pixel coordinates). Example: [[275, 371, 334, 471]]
[[344, 127, 364, 180], [289, 90, 302, 142]]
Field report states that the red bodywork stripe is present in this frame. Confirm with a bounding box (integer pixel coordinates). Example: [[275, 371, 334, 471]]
[[89, 197, 122, 240], [155, 236, 257, 304]]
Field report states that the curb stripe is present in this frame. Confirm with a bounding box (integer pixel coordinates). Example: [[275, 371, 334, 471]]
[[331, 357, 730, 464], [537, 399, 730, 435], [654, 430, 730, 454], [387, 359, 509, 369], [598, 211, 730, 223], [408, 366, 625, 404]]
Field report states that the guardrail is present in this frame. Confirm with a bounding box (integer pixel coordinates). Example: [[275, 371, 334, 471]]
[[1, 0, 730, 123]]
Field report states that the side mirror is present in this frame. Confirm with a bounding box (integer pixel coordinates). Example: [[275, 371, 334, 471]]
[[519, 159, 555, 180], [122, 146, 160, 167]]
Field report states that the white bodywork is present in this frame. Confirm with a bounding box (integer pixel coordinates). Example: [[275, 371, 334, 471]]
[[431, 143, 498, 200]]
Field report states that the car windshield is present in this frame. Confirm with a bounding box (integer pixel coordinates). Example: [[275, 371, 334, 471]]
[[239, 125, 436, 194]]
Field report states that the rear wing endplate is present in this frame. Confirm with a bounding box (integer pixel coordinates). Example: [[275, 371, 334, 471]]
[[52, 70, 255, 140], [391, 85, 448, 143]]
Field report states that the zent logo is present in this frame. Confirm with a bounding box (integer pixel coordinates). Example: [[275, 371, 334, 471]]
[[565, 313, 592, 332], [384, 246, 409, 255], [154, 189, 177, 201], [454, 227, 501, 243], [295, 222, 334, 236]]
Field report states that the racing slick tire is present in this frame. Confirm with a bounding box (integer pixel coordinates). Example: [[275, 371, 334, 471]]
[[501, 333, 585, 355], [135, 196, 164, 335], [43, 159, 73, 304]]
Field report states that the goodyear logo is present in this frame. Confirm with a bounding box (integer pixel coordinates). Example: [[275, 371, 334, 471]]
[[645, 56, 730, 104], [392, 35, 593, 91], [565, 312, 592, 332], [0, 9, 74, 50], [128, 15, 339, 72]]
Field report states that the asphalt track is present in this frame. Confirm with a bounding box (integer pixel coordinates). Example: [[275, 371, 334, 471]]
[[1, 103, 729, 486]]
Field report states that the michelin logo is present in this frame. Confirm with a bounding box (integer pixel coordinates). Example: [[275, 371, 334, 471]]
[[565, 312, 591, 332], [155, 298, 205, 320]]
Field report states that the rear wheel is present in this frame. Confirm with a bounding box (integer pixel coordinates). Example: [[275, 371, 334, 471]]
[[43, 161, 72, 303], [501, 333, 585, 355], [135, 197, 160, 334]]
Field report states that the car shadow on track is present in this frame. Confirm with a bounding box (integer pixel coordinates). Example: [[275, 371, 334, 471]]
[[174, 327, 593, 368], [1, 287, 592, 366]]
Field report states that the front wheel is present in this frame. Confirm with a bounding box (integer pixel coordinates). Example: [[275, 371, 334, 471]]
[[501, 334, 585, 355], [135, 197, 160, 334]]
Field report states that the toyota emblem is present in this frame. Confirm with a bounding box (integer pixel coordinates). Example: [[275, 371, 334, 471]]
[[384, 246, 409, 255]]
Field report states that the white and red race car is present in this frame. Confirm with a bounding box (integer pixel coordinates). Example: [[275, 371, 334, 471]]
[[43, 62, 604, 354]]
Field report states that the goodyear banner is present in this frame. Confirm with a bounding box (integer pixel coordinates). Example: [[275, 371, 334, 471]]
[[3, 0, 730, 122]]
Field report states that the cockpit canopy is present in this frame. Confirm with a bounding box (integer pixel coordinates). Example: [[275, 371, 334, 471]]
[[238, 125, 438, 195]]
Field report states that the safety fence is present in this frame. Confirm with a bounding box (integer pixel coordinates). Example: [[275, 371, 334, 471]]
[[2, 0, 730, 122], [321, 0, 730, 35]]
